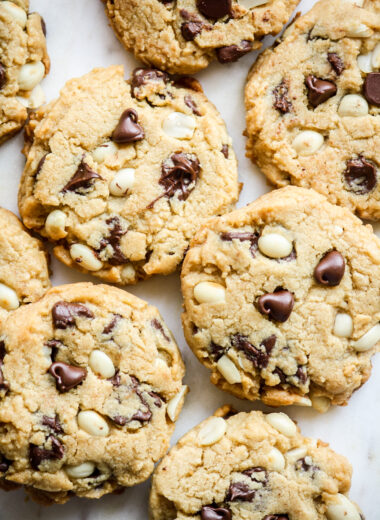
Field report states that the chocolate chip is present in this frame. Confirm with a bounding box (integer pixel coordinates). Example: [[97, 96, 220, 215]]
[[273, 366, 287, 384], [314, 251, 345, 286], [0, 63, 6, 90], [216, 41, 252, 64], [180, 11, 204, 41], [295, 365, 308, 385], [131, 68, 170, 98], [197, 0, 232, 19], [221, 145, 229, 158], [344, 157, 377, 194], [263, 516, 289, 520], [42, 415, 64, 434], [305, 75, 337, 107], [148, 152, 200, 208], [40, 16, 46, 36], [52, 301, 94, 329], [228, 482, 256, 501], [273, 80, 292, 114], [0, 341, 8, 392], [29, 436, 64, 470], [0, 455, 10, 473], [152, 319, 170, 341], [363, 72, 380, 106], [201, 506, 231, 520], [98, 217, 127, 266], [221, 231, 259, 257], [0, 341, 5, 361], [243, 467, 268, 485], [185, 94, 201, 116], [278, 249, 296, 263], [209, 342, 224, 361], [148, 391, 163, 407], [35, 154, 47, 177], [62, 158, 101, 193], [232, 334, 275, 369], [175, 76, 203, 92], [112, 109, 145, 144], [258, 290, 294, 322], [45, 339, 62, 362], [103, 313, 122, 335], [131, 408, 152, 422], [295, 457, 319, 473], [49, 362, 87, 392], [108, 370, 121, 387], [327, 52, 344, 75]]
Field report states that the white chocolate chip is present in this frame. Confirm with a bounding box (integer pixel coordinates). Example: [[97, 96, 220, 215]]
[[167, 385, 188, 422], [352, 323, 380, 351], [16, 84, 45, 109], [45, 210, 67, 240], [326, 494, 361, 520], [285, 447, 307, 463], [217, 355, 241, 385], [18, 61, 45, 91], [198, 417, 227, 446], [258, 233, 292, 259], [333, 313, 353, 337], [42, 345, 52, 363], [239, 0, 268, 7], [0, 1, 27, 27], [265, 413, 297, 437], [194, 281, 225, 304], [70, 244, 103, 272], [109, 168, 135, 197], [338, 94, 368, 117], [357, 52, 373, 73], [89, 350, 115, 379], [66, 462, 95, 479], [93, 141, 118, 163], [292, 131, 324, 156], [162, 112, 196, 140], [267, 447, 285, 471], [372, 43, 380, 69], [77, 411, 109, 437], [347, 23, 372, 38], [296, 397, 312, 407], [311, 395, 331, 413], [0, 283, 19, 311]]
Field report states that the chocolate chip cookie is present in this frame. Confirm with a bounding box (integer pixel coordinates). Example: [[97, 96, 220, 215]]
[[0, 282, 186, 503], [18, 65, 239, 284], [101, 0, 299, 74], [0, 207, 50, 328], [0, 0, 49, 144], [245, 0, 380, 220], [181, 186, 380, 409], [150, 407, 363, 520]]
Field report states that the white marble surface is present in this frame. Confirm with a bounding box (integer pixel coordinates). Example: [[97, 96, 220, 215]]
[[0, 0, 379, 517]]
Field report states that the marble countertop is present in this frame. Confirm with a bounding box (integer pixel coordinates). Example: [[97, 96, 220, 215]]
[[0, 0, 379, 517]]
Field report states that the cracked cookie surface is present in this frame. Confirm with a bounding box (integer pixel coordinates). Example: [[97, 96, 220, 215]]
[[245, 0, 380, 219], [0, 0, 49, 144], [0, 282, 185, 504], [101, 0, 299, 74], [181, 186, 380, 408], [150, 407, 362, 520], [18, 65, 239, 284]]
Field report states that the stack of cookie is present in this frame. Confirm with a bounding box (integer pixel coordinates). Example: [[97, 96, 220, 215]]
[[0, 0, 378, 518]]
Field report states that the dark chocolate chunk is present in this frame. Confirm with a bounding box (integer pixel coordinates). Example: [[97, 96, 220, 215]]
[[295, 365, 307, 385], [232, 334, 275, 369], [228, 482, 256, 501], [131, 408, 152, 422], [343, 157, 377, 194], [305, 75, 337, 107], [197, 0, 232, 19], [108, 370, 121, 387], [29, 436, 64, 470], [221, 231, 259, 257], [0, 63, 6, 90], [221, 145, 229, 158], [181, 17, 204, 40], [243, 467, 268, 485], [35, 154, 47, 177], [152, 319, 170, 341], [42, 415, 64, 434], [0, 341, 8, 391], [131, 68, 170, 98], [209, 342, 224, 361], [216, 41, 252, 64], [257, 290, 294, 322], [174, 76, 203, 92], [363, 72, 380, 106], [201, 506, 231, 520], [273, 366, 287, 384], [327, 52, 344, 75], [52, 301, 94, 329], [112, 109, 145, 144], [148, 391, 163, 407], [314, 251, 345, 286], [185, 94, 201, 116], [103, 313, 122, 335], [273, 80, 292, 114], [0, 454, 10, 473], [263, 516, 289, 520], [62, 159, 101, 193], [98, 217, 127, 266], [48, 362, 87, 392], [295, 457, 319, 473]]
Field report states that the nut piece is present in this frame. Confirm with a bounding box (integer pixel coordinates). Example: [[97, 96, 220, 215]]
[[163, 112, 196, 140], [17, 84, 46, 109], [70, 244, 103, 272], [89, 350, 115, 379], [194, 281, 226, 304], [198, 417, 227, 446], [0, 283, 19, 311], [216, 355, 242, 384], [265, 413, 297, 437], [167, 385, 188, 422], [338, 94, 368, 117], [357, 52, 373, 73], [18, 61, 45, 91], [93, 141, 118, 163], [267, 447, 285, 471], [352, 323, 380, 351], [292, 131, 324, 156], [45, 210, 67, 240], [347, 23, 372, 37], [372, 43, 380, 69], [239, 0, 269, 7], [65, 461, 96, 479], [285, 447, 307, 463], [326, 494, 361, 520], [77, 411, 109, 437], [109, 168, 135, 197], [258, 233, 293, 259], [311, 395, 331, 413], [333, 313, 353, 338], [0, 1, 27, 27]]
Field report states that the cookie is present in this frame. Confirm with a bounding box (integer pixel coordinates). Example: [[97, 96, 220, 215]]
[[18, 65, 239, 285], [101, 0, 299, 75], [150, 406, 363, 520], [245, 0, 380, 220], [0, 0, 49, 144], [181, 186, 380, 409], [0, 282, 186, 504], [0, 207, 50, 328]]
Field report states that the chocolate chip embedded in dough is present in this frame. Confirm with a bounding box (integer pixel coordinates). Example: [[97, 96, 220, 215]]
[[112, 109, 145, 144], [52, 301, 94, 329], [305, 75, 337, 107], [343, 157, 377, 195], [196, 0, 232, 19], [48, 362, 87, 392], [62, 159, 101, 193], [216, 41, 252, 64], [258, 290, 294, 322], [314, 251, 345, 286], [201, 506, 232, 520], [363, 73, 380, 106], [327, 52, 344, 75]]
